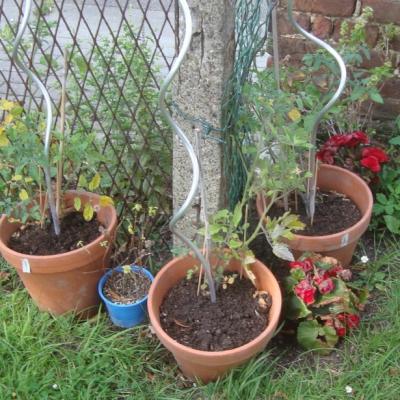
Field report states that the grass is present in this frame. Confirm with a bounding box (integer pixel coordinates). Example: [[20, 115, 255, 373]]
[[1, 236, 400, 400]]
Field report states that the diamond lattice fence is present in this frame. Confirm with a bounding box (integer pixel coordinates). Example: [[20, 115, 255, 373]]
[[0, 0, 178, 242]]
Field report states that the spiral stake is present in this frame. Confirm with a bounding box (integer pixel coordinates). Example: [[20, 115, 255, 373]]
[[159, 0, 216, 303], [287, 0, 347, 223], [12, 0, 60, 235]]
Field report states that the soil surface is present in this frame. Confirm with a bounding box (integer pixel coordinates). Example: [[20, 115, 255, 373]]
[[103, 269, 151, 304], [160, 274, 272, 351], [269, 190, 362, 236], [8, 212, 103, 255]]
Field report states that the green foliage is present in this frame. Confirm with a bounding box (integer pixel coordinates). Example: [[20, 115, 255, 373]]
[[0, 100, 108, 223], [67, 23, 171, 212], [372, 118, 400, 234], [298, 7, 394, 134]]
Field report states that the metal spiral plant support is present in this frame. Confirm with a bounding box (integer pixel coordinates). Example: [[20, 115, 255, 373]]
[[287, 0, 347, 223], [12, 0, 60, 235], [159, 0, 217, 302]]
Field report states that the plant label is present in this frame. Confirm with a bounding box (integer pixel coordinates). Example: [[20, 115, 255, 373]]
[[22, 258, 31, 273], [340, 233, 349, 247]]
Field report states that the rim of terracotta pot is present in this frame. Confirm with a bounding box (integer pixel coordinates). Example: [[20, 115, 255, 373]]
[[148, 255, 282, 360], [256, 164, 373, 242], [0, 190, 117, 269]]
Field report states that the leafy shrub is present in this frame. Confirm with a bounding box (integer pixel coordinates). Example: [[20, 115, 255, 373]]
[[284, 253, 367, 354]]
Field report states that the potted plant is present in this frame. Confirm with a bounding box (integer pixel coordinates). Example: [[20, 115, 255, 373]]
[[255, 4, 381, 266], [146, 0, 314, 381], [0, 98, 117, 316], [98, 203, 158, 328]]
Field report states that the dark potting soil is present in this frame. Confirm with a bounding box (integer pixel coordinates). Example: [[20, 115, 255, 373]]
[[269, 190, 362, 236], [103, 269, 151, 304], [160, 274, 272, 351], [8, 212, 103, 256]]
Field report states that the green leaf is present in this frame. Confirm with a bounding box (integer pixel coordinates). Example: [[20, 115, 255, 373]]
[[370, 91, 384, 104], [88, 173, 101, 191], [285, 295, 312, 320], [297, 320, 338, 354], [376, 193, 387, 204], [272, 243, 294, 261], [228, 239, 243, 249], [232, 203, 242, 227], [389, 136, 400, 146], [74, 197, 81, 211], [77, 175, 88, 188], [83, 203, 94, 221], [384, 215, 400, 234]]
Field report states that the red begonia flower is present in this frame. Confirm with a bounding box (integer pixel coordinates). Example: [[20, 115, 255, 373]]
[[294, 279, 316, 305], [346, 314, 360, 329], [289, 259, 313, 273], [360, 156, 381, 173], [346, 131, 369, 147], [327, 264, 343, 277], [361, 147, 389, 163], [335, 326, 346, 337], [317, 149, 335, 164], [318, 277, 335, 294]]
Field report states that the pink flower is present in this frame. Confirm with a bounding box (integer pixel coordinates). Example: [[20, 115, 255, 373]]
[[318, 277, 335, 294], [294, 279, 316, 305], [326, 264, 343, 277]]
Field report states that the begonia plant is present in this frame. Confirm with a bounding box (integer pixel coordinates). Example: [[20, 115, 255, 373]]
[[284, 252, 368, 354]]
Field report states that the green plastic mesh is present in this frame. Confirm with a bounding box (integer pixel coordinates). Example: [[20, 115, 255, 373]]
[[223, 0, 276, 209]]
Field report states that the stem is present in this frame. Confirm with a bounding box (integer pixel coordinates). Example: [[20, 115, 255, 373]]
[[56, 48, 68, 219], [245, 193, 278, 246]]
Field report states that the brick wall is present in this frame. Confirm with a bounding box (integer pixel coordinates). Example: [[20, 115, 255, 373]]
[[277, 0, 400, 119]]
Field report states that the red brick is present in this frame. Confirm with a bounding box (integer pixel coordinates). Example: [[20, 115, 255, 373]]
[[391, 36, 400, 52], [369, 98, 400, 120], [294, 0, 357, 17], [381, 77, 400, 98], [332, 20, 379, 47], [277, 10, 311, 35], [311, 15, 333, 39], [360, 50, 386, 69], [361, 0, 400, 25], [279, 36, 317, 64]]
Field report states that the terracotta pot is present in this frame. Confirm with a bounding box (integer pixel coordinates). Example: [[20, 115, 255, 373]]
[[147, 255, 282, 383], [256, 164, 373, 266], [0, 191, 117, 317]]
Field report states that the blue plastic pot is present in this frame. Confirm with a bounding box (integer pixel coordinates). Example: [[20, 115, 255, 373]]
[[98, 265, 154, 328]]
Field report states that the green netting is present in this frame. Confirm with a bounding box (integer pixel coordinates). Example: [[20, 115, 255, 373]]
[[171, 1, 276, 209], [223, 0, 277, 209]]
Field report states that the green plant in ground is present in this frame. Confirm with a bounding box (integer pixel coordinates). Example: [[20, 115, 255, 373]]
[[371, 117, 400, 234], [0, 100, 112, 224], [293, 7, 395, 136], [284, 253, 368, 354], [67, 23, 171, 213]]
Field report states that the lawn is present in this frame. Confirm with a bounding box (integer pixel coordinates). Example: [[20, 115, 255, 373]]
[[1, 235, 399, 400]]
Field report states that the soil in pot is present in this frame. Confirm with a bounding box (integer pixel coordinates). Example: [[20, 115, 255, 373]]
[[160, 274, 272, 352], [103, 269, 152, 304], [8, 212, 102, 255], [269, 190, 362, 236]]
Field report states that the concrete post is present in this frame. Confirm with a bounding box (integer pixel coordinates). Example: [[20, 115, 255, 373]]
[[172, 0, 235, 244]]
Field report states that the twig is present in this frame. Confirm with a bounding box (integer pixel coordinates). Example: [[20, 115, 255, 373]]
[[56, 48, 68, 218]]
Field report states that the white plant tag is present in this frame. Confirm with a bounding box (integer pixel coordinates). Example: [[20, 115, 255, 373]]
[[22, 258, 31, 273], [340, 233, 349, 247]]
